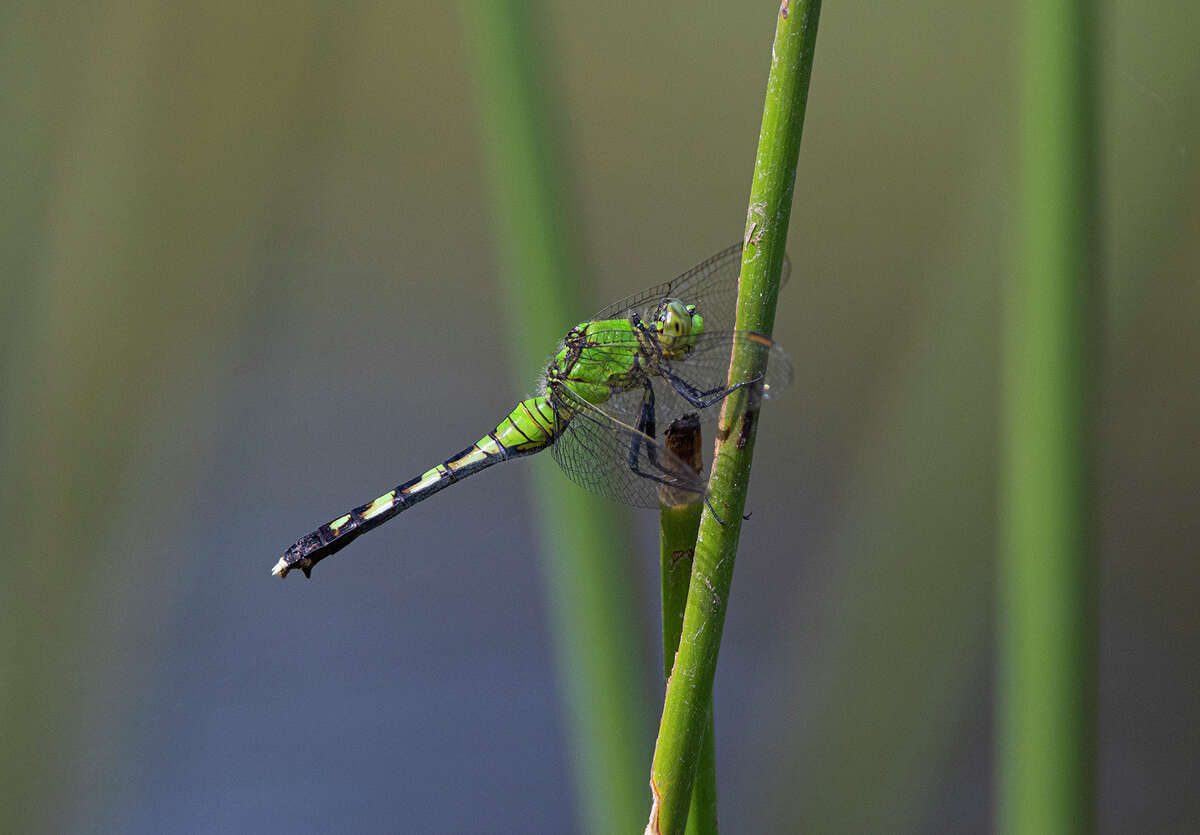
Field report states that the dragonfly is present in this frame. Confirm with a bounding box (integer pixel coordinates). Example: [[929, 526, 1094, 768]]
[[272, 243, 791, 579]]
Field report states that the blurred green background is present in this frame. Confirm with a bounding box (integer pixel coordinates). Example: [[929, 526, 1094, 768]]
[[2, 2, 1196, 832]]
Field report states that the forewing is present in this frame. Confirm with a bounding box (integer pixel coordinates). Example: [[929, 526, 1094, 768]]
[[591, 243, 791, 335], [664, 331, 794, 402], [557, 329, 793, 406], [549, 384, 706, 509]]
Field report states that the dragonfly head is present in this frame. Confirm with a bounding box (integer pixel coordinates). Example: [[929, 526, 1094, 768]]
[[654, 298, 704, 357]]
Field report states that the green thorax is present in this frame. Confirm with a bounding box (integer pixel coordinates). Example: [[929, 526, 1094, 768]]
[[546, 300, 705, 408], [547, 318, 641, 406]]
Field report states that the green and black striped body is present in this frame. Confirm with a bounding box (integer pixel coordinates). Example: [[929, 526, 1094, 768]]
[[272, 395, 557, 578], [272, 309, 695, 578]]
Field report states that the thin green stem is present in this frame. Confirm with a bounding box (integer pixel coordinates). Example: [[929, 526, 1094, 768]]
[[659, 416, 718, 834], [647, 4, 822, 833], [998, 0, 1098, 832], [660, 500, 700, 681], [462, 4, 648, 832]]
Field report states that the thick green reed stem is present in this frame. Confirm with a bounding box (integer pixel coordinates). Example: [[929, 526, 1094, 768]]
[[462, 4, 648, 833], [998, 0, 1098, 832], [647, 4, 821, 833]]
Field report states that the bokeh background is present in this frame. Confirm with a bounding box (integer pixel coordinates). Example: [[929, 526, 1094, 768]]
[[2, 2, 1197, 832]]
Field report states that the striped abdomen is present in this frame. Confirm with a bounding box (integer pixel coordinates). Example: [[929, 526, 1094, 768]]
[[272, 396, 557, 578]]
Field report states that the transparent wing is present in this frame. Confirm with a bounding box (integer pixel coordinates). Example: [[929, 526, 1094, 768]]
[[590, 243, 791, 336], [662, 331, 793, 402], [557, 330, 793, 404], [549, 384, 706, 509]]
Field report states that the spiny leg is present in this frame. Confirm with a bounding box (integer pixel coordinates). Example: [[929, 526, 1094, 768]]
[[704, 495, 727, 525], [627, 378, 657, 471], [642, 386, 722, 521], [667, 371, 764, 410], [627, 379, 701, 495]]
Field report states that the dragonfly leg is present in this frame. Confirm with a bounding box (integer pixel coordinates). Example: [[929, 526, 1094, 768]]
[[628, 379, 701, 494], [628, 378, 657, 469], [704, 494, 727, 525], [666, 372, 764, 410]]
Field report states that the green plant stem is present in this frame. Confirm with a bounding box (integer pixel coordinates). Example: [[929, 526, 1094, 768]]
[[660, 503, 701, 681], [462, 4, 648, 833], [998, 0, 1098, 832], [659, 417, 718, 834], [647, 4, 821, 833]]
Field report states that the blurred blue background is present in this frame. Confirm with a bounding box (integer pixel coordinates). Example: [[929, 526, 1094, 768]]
[[1, 2, 1196, 832]]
